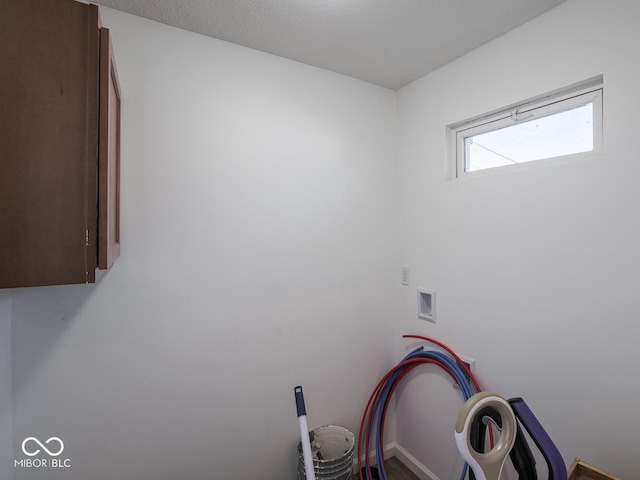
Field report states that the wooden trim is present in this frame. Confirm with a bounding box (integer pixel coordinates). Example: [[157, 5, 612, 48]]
[[86, 3, 100, 283], [568, 458, 622, 480], [98, 27, 122, 270]]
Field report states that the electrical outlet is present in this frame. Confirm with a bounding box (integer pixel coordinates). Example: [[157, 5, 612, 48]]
[[401, 266, 410, 286]]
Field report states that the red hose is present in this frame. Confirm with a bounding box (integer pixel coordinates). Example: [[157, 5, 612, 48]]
[[403, 335, 494, 446], [358, 356, 464, 479], [402, 335, 482, 392], [358, 336, 493, 479]]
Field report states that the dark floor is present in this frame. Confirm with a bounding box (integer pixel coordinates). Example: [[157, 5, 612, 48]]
[[353, 457, 420, 480]]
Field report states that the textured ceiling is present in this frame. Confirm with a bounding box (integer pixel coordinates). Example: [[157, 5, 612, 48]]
[[93, 0, 566, 90]]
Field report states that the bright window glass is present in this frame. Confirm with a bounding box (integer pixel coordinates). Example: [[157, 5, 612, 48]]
[[465, 103, 593, 171], [451, 80, 603, 177]]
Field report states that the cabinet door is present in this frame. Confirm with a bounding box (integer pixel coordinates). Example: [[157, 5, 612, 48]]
[[98, 28, 121, 270], [0, 0, 99, 288]]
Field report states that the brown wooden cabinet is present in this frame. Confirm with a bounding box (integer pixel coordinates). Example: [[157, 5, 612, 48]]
[[0, 0, 121, 288]]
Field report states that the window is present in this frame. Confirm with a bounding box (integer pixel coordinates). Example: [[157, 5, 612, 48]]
[[449, 77, 603, 177]]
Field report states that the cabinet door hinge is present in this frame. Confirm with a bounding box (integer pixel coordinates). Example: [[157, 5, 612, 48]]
[[86, 229, 90, 246]]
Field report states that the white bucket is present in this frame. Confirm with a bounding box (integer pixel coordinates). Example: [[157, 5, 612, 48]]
[[297, 425, 355, 480]]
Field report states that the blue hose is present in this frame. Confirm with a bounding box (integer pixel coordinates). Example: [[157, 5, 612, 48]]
[[363, 344, 477, 480]]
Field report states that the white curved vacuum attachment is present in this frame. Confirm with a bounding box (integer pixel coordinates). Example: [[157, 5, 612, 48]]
[[454, 392, 517, 480]]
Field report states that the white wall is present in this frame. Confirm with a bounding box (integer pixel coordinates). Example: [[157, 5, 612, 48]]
[[0, 292, 12, 480], [10, 9, 398, 480], [396, 0, 640, 478], [10, 2, 640, 479]]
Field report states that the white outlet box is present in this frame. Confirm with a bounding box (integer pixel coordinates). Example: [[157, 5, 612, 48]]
[[457, 354, 476, 374], [453, 354, 476, 389]]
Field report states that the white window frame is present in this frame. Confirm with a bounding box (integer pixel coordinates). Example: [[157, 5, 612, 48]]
[[449, 78, 603, 178]]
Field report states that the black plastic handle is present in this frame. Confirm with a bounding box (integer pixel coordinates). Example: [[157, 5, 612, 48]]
[[294, 386, 307, 417]]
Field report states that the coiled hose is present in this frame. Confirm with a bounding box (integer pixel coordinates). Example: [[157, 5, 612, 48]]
[[358, 335, 486, 480]]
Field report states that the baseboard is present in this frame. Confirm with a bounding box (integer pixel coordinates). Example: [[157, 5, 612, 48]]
[[393, 443, 441, 480], [352, 442, 440, 480]]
